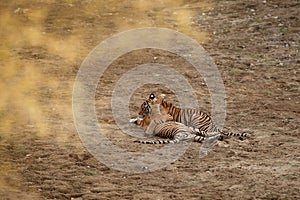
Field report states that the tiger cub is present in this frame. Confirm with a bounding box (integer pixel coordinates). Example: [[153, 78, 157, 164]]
[[134, 94, 221, 144], [136, 93, 249, 139]]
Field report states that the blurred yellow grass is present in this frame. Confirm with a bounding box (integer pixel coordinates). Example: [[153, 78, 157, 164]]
[[0, 1, 213, 197], [0, 0, 212, 142]]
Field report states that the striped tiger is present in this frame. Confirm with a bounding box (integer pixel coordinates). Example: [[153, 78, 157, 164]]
[[136, 93, 249, 139], [133, 94, 222, 144]]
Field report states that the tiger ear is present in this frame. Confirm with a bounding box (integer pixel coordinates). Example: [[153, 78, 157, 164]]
[[155, 94, 165, 104]]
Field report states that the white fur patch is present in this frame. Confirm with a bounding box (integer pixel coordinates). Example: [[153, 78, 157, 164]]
[[129, 118, 138, 123], [129, 117, 143, 123]]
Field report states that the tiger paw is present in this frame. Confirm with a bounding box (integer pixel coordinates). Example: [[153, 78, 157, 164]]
[[129, 117, 143, 123], [129, 118, 138, 123]]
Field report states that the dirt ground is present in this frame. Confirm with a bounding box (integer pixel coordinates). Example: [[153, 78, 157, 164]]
[[0, 0, 299, 199]]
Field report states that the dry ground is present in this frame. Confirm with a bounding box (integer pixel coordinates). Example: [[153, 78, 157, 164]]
[[0, 0, 299, 199]]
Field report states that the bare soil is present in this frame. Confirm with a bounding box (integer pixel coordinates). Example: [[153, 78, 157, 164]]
[[0, 0, 299, 199]]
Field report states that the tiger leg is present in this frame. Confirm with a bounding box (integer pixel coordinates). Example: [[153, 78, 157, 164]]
[[194, 135, 206, 143], [188, 127, 220, 138], [129, 116, 151, 127], [129, 118, 139, 123], [172, 132, 199, 143], [169, 132, 220, 143]]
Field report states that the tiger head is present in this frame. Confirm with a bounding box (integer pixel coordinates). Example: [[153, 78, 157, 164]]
[[138, 93, 156, 116], [138, 93, 166, 116]]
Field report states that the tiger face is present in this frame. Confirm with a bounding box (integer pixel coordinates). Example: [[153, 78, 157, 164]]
[[138, 100, 151, 116], [138, 93, 156, 116]]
